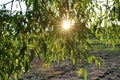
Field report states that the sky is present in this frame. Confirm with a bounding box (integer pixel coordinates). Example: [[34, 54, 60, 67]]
[[0, 0, 119, 26], [0, 0, 26, 12], [0, 0, 113, 13]]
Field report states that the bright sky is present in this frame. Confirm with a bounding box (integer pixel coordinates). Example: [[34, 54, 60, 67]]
[[0, 0, 113, 13], [0, 0, 26, 12]]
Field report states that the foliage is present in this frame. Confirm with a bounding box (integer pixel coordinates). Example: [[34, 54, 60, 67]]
[[0, 0, 120, 80]]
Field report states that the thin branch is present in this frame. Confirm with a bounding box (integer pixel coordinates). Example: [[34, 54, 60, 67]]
[[0, 0, 13, 6], [10, 0, 14, 15], [18, 0, 22, 12]]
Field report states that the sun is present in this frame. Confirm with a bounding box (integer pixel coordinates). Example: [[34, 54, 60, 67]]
[[62, 20, 71, 30]]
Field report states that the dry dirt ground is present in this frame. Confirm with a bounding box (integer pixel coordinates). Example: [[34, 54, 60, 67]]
[[18, 49, 120, 80]]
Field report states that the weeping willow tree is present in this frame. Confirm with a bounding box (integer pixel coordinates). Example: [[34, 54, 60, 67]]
[[0, 0, 120, 80]]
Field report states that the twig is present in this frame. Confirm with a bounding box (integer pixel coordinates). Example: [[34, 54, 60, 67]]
[[10, 0, 14, 15], [0, 0, 13, 6], [18, 0, 22, 12]]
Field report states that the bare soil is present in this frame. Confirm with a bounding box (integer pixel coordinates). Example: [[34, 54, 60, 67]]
[[19, 49, 120, 80]]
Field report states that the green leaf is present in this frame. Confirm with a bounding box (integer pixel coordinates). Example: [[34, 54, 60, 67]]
[[95, 59, 101, 68], [87, 56, 95, 64], [27, 44, 34, 49], [14, 72, 18, 80], [83, 68, 88, 80], [71, 58, 76, 65], [77, 68, 83, 76]]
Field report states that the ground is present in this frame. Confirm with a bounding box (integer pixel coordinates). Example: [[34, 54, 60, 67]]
[[18, 47, 120, 80]]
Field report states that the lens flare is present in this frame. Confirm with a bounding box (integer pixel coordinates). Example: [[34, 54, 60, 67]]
[[63, 20, 71, 29]]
